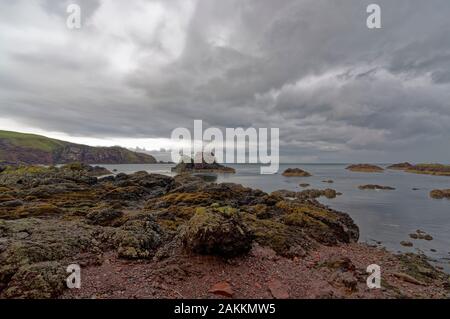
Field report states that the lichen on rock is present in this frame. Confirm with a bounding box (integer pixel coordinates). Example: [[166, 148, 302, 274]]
[[181, 206, 253, 257]]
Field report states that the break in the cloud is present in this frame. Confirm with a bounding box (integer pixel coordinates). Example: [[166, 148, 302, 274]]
[[1, 0, 450, 162]]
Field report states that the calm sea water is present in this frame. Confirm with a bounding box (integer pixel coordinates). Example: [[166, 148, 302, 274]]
[[99, 163, 450, 272]]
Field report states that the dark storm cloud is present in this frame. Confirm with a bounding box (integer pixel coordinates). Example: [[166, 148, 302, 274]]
[[1, 0, 450, 161]]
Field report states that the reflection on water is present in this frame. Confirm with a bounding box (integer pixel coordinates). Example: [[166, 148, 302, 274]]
[[99, 163, 450, 272]]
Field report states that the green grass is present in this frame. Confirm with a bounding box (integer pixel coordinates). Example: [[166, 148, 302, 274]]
[[0, 130, 156, 164], [0, 130, 68, 152]]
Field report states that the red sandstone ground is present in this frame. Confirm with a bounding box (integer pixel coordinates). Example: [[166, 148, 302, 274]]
[[63, 243, 450, 299]]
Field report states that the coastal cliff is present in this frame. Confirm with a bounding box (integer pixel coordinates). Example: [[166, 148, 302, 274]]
[[0, 130, 156, 165]]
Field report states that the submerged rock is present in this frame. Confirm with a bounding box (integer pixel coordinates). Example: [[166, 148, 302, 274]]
[[401, 241, 413, 247], [358, 185, 395, 190], [272, 188, 340, 200], [409, 230, 433, 241], [387, 162, 413, 170]]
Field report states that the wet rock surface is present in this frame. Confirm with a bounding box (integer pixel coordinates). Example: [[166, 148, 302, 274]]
[[430, 189, 450, 200], [0, 164, 448, 299], [346, 164, 384, 173], [282, 168, 311, 177], [406, 164, 450, 176], [387, 162, 413, 170], [358, 185, 396, 191]]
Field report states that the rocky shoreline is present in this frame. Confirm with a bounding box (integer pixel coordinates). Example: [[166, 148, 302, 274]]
[[388, 163, 450, 176], [0, 164, 449, 299]]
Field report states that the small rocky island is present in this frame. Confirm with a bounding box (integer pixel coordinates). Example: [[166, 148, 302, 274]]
[[171, 157, 236, 174], [282, 168, 312, 177], [346, 164, 384, 173]]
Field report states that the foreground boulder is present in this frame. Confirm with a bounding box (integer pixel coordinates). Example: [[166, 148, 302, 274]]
[[182, 206, 253, 257]]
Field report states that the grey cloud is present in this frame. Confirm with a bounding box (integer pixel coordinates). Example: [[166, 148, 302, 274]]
[[1, 0, 450, 162]]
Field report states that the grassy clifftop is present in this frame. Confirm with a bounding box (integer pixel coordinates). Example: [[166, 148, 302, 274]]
[[0, 130, 157, 165], [0, 130, 66, 152]]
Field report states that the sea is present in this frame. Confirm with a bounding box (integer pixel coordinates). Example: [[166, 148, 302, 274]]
[[97, 163, 450, 273]]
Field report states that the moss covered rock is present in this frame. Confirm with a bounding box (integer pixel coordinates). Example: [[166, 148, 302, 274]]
[[182, 207, 253, 257], [113, 219, 162, 259], [2, 261, 66, 299]]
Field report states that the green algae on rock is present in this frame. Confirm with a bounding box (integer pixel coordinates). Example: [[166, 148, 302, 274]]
[[387, 162, 413, 170], [346, 164, 384, 173], [181, 206, 253, 257], [405, 164, 450, 176], [282, 168, 311, 177], [430, 189, 450, 199]]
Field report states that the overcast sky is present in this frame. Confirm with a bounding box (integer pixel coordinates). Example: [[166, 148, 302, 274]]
[[1, 0, 450, 162]]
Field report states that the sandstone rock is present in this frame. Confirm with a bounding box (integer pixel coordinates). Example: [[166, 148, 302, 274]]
[[268, 278, 289, 299], [321, 256, 356, 272], [209, 281, 234, 298], [333, 271, 358, 292], [393, 272, 425, 286]]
